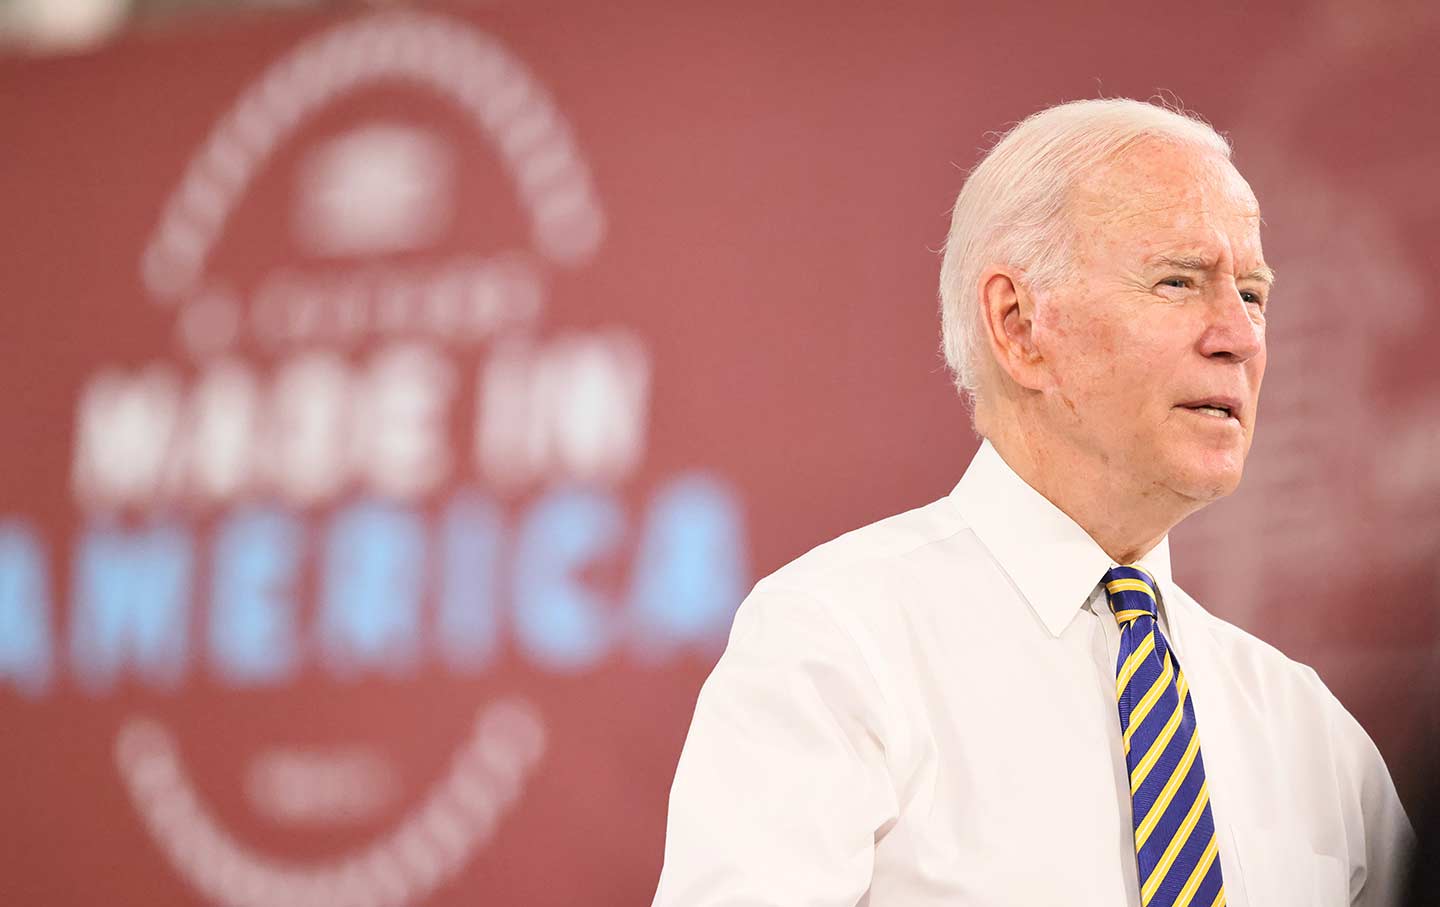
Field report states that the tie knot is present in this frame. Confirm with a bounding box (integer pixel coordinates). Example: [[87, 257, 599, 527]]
[[1103, 566, 1158, 625]]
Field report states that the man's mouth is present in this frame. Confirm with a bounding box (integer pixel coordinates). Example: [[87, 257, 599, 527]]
[[1187, 405, 1231, 418], [1176, 397, 1243, 422]]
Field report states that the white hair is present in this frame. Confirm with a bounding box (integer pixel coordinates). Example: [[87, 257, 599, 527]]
[[938, 97, 1232, 403]]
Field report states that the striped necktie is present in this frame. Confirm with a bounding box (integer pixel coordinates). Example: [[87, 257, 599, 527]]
[[1105, 566, 1225, 907]]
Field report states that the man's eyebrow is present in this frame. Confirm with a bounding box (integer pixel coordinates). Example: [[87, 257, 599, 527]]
[[1240, 264, 1277, 286], [1149, 255, 1277, 287], [1150, 254, 1215, 272]]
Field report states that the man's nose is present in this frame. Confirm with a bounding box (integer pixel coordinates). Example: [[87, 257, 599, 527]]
[[1197, 284, 1264, 362]]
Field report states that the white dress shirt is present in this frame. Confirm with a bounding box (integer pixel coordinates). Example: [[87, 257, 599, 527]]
[[653, 441, 1412, 906]]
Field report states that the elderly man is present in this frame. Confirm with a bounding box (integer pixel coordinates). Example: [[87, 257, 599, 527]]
[[651, 98, 1412, 906]]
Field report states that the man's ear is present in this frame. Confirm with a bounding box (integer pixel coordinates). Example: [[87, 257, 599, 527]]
[[979, 269, 1047, 391]]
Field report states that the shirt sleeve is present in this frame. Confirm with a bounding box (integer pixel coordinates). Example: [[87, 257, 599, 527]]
[[651, 580, 899, 907], [1320, 682, 1416, 907]]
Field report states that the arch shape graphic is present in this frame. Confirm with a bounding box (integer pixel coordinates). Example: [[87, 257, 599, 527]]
[[115, 699, 546, 907], [141, 10, 605, 302]]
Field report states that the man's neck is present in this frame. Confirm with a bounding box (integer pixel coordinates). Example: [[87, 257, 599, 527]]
[[983, 430, 1191, 565]]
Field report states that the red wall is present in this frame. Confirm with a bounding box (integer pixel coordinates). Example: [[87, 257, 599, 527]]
[[1, 2, 1437, 903]]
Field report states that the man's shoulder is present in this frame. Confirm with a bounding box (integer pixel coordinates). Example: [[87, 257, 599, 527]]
[[756, 492, 977, 602], [1170, 585, 1334, 700], [1172, 585, 1401, 804]]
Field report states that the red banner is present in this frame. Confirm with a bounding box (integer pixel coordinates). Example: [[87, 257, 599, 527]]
[[1, 2, 1437, 903]]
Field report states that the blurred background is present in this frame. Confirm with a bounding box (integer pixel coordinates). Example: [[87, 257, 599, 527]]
[[1, 0, 1438, 903]]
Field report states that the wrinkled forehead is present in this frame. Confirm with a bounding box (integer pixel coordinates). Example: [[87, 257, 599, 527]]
[[1070, 140, 1262, 241]]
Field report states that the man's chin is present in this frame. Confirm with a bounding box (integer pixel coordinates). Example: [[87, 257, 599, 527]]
[[1171, 458, 1246, 505]]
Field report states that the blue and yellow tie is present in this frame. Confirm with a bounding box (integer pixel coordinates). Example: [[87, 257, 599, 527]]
[[1105, 566, 1225, 907]]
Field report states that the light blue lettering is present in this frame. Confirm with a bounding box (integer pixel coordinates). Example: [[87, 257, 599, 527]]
[[437, 493, 501, 672], [629, 474, 748, 660], [513, 487, 621, 672], [0, 521, 53, 697], [210, 508, 302, 686], [319, 500, 424, 678], [70, 523, 192, 694]]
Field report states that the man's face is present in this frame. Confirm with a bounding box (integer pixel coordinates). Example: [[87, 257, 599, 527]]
[[1030, 139, 1271, 506]]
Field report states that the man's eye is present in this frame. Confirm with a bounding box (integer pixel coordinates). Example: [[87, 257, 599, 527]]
[[1241, 291, 1264, 306], [1159, 277, 1191, 289]]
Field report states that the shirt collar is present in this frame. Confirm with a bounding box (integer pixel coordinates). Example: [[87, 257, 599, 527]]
[[949, 439, 1175, 638]]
